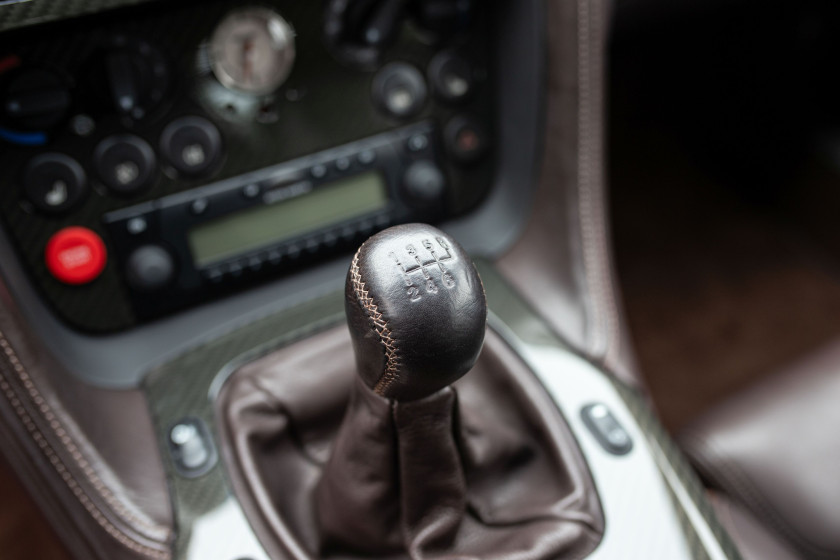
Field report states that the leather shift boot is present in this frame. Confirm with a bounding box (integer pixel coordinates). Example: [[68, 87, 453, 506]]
[[316, 381, 465, 556], [218, 327, 604, 559]]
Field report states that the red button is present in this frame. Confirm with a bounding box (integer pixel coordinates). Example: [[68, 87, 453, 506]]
[[45, 227, 107, 285]]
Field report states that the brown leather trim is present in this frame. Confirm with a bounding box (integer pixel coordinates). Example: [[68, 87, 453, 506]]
[[0, 332, 165, 537], [686, 436, 813, 556], [216, 325, 604, 559], [683, 429, 838, 560], [0, 328, 172, 560], [680, 342, 840, 559], [496, 0, 641, 388], [576, 0, 621, 367], [707, 492, 800, 560]]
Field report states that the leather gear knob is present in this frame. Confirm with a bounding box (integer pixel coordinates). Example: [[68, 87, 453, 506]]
[[345, 223, 487, 401]]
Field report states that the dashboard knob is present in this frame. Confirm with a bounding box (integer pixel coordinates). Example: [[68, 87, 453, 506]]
[[24, 153, 88, 214], [126, 244, 175, 291], [324, 0, 408, 68], [402, 160, 445, 207], [371, 62, 427, 119], [88, 37, 168, 120], [2, 68, 71, 130]]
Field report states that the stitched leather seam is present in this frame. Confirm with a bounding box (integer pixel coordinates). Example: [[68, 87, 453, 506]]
[[577, 0, 622, 369], [683, 432, 838, 557], [0, 331, 171, 558], [0, 332, 168, 537], [350, 249, 401, 396]]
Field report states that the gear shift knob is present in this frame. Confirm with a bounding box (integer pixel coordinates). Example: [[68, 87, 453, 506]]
[[345, 223, 487, 401]]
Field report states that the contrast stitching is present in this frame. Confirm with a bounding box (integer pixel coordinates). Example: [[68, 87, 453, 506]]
[[350, 248, 401, 396], [0, 330, 171, 559], [577, 0, 622, 366], [0, 332, 168, 537]]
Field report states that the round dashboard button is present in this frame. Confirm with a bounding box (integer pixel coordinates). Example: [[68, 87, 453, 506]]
[[160, 116, 223, 177], [93, 134, 157, 195], [402, 160, 446, 207], [444, 115, 487, 163], [126, 245, 174, 291], [428, 51, 474, 103], [372, 62, 427, 119], [45, 227, 107, 285], [24, 153, 88, 214]]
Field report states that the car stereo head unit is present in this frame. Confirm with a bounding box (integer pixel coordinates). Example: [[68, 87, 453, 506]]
[[104, 123, 447, 321]]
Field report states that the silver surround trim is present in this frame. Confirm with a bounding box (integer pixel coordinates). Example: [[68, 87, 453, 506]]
[[179, 314, 731, 559], [488, 313, 729, 559]]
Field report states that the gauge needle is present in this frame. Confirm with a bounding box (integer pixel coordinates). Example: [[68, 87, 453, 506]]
[[241, 36, 255, 83]]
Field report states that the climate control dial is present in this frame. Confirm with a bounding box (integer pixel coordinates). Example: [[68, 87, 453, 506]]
[[87, 36, 169, 120]]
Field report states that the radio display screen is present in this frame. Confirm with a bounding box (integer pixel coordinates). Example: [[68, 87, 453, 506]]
[[188, 171, 388, 267]]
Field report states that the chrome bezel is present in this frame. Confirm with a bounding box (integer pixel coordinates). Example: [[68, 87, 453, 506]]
[[209, 7, 296, 96]]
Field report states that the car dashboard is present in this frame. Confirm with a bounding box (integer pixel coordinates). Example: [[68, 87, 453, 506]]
[[0, 0, 542, 385]]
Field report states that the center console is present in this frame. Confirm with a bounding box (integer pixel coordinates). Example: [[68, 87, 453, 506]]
[[0, 1, 745, 560], [145, 256, 739, 560]]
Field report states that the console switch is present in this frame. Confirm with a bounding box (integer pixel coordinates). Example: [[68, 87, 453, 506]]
[[24, 153, 88, 214], [126, 245, 174, 291], [402, 160, 445, 208], [160, 116, 222, 177], [581, 403, 633, 456], [94, 134, 156, 195], [168, 418, 217, 477], [45, 227, 107, 285], [428, 51, 474, 103], [444, 115, 487, 163], [372, 62, 427, 119]]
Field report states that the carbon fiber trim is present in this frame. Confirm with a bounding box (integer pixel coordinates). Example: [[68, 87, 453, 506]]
[[616, 382, 743, 559], [0, 0, 164, 32]]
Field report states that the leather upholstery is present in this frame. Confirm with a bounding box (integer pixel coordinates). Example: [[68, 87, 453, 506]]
[[496, 0, 642, 390], [345, 223, 487, 401], [680, 340, 840, 560], [217, 326, 604, 559], [316, 380, 467, 555], [0, 285, 174, 560], [707, 492, 800, 560]]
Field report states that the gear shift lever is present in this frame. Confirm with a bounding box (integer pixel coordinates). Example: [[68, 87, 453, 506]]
[[317, 223, 485, 554], [304, 224, 602, 558], [344, 222, 487, 401]]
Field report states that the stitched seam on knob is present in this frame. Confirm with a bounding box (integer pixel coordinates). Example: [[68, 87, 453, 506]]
[[350, 250, 400, 396]]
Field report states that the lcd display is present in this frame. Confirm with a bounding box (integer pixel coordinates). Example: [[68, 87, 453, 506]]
[[189, 172, 387, 267]]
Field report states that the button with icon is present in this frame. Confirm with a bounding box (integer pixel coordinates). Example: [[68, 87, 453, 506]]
[[94, 134, 157, 196], [372, 63, 428, 119], [45, 226, 107, 285], [160, 116, 223, 177], [23, 153, 88, 214]]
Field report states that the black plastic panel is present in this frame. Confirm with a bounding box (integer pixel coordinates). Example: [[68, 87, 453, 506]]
[[0, 0, 542, 388], [0, 0, 496, 332]]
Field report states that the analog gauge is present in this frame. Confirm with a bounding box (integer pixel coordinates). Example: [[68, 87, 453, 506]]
[[210, 8, 296, 96]]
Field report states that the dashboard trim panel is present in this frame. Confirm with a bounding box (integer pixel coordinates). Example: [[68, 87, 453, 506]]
[[0, 0, 545, 387]]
